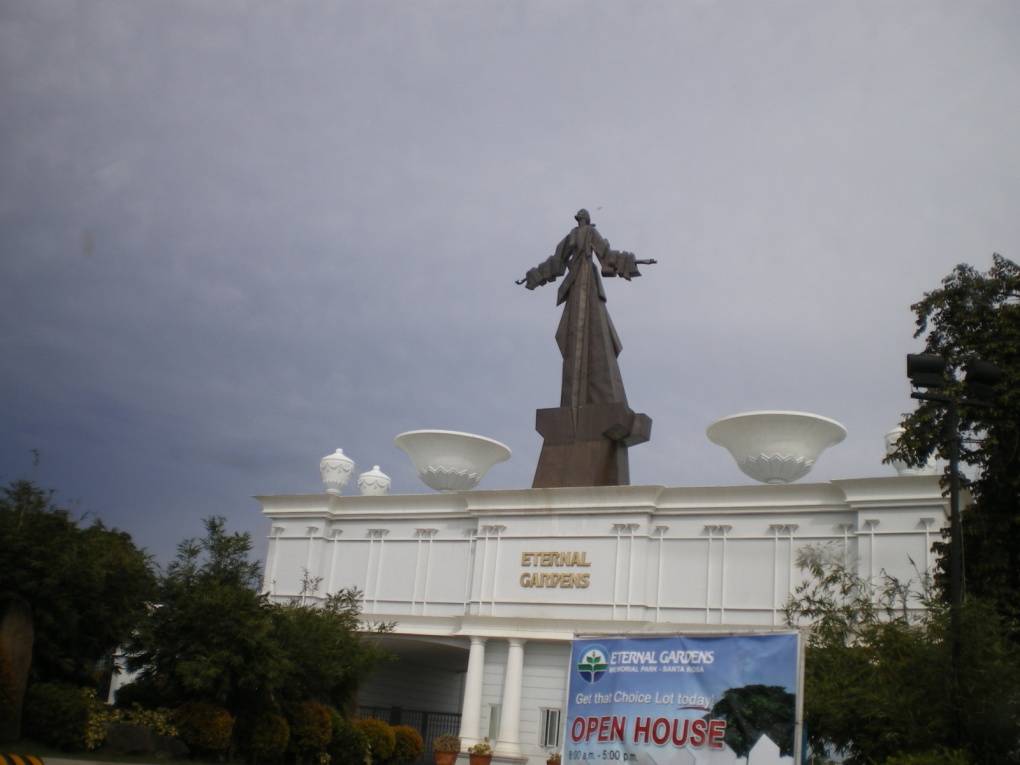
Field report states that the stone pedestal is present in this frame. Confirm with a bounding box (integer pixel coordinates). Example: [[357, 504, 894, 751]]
[[532, 403, 651, 488]]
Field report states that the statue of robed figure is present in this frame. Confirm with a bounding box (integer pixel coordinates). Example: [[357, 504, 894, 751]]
[[519, 209, 655, 487]]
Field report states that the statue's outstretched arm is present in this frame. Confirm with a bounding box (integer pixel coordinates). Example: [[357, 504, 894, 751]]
[[517, 239, 569, 288], [599, 249, 658, 281], [517, 263, 555, 290]]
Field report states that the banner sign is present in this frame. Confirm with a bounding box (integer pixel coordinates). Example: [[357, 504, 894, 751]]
[[566, 632, 801, 765]]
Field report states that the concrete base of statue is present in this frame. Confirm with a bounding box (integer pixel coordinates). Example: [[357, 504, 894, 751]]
[[532, 403, 651, 488]]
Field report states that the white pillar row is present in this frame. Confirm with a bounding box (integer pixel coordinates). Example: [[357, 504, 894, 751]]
[[459, 636, 488, 746], [496, 638, 527, 757]]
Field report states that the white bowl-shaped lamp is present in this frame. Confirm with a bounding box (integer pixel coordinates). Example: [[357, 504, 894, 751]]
[[706, 411, 847, 484], [394, 430, 511, 492], [884, 427, 937, 476]]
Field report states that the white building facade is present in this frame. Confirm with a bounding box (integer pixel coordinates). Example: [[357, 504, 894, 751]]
[[258, 474, 946, 765]]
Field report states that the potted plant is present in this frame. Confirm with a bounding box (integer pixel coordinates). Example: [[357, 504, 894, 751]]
[[547, 752, 562, 765], [433, 734, 462, 765], [467, 737, 493, 765]]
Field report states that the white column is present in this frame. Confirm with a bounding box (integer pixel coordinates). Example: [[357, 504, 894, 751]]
[[325, 529, 343, 595], [625, 523, 639, 619], [654, 525, 669, 619], [611, 523, 637, 618], [302, 526, 320, 604], [419, 528, 438, 615], [459, 636, 488, 746], [366, 529, 389, 612], [920, 517, 935, 571], [784, 524, 799, 608], [839, 523, 855, 561], [704, 524, 719, 621], [863, 519, 879, 579], [266, 526, 284, 596], [769, 524, 784, 624], [463, 529, 478, 613], [718, 524, 731, 621], [481, 525, 506, 615], [496, 638, 526, 757]]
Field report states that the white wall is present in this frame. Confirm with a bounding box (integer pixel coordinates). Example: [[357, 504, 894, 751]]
[[262, 477, 945, 626], [259, 476, 948, 765]]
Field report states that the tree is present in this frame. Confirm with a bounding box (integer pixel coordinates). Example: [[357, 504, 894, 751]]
[[271, 587, 392, 714], [893, 254, 1020, 631], [127, 517, 391, 719], [785, 543, 1020, 764], [706, 684, 795, 760], [0, 479, 155, 688], [126, 516, 287, 715]]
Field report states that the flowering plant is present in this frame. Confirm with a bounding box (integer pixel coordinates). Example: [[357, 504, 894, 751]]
[[467, 738, 493, 755], [433, 734, 462, 753]]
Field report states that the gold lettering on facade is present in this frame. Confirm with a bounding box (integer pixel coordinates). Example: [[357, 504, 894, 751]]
[[520, 551, 590, 567], [519, 572, 591, 588], [519, 552, 591, 588]]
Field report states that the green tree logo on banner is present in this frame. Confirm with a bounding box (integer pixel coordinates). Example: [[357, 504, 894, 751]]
[[577, 647, 608, 683]]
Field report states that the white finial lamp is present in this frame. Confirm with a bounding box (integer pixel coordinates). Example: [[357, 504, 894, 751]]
[[319, 449, 355, 496]]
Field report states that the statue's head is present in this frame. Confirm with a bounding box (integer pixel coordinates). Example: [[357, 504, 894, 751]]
[[574, 209, 591, 224]]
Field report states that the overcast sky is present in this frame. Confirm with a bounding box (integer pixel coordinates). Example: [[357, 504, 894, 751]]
[[2, 1, 1019, 565]]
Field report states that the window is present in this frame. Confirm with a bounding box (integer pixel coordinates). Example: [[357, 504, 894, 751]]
[[540, 708, 562, 748], [488, 705, 501, 741]]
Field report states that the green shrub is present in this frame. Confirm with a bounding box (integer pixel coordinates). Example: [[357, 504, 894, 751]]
[[22, 683, 106, 751], [329, 715, 370, 765], [286, 701, 332, 754], [106, 704, 178, 738], [172, 701, 234, 755], [241, 712, 290, 761], [323, 705, 343, 743], [882, 750, 971, 765], [354, 718, 394, 764], [112, 676, 172, 709], [391, 725, 424, 762]]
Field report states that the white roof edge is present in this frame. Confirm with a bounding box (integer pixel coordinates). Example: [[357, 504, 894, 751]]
[[256, 476, 950, 519]]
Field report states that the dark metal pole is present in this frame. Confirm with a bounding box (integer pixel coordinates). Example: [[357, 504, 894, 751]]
[[946, 397, 962, 745], [907, 353, 1002, 751], [948, 398, 962, 634]]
